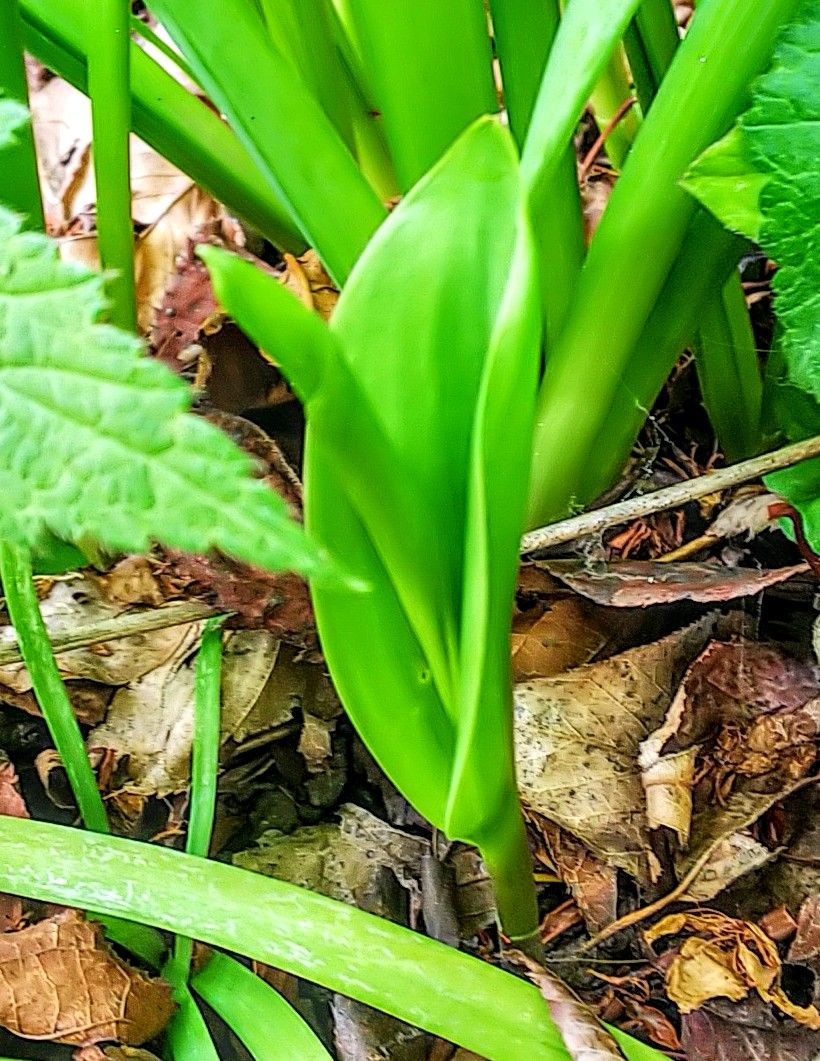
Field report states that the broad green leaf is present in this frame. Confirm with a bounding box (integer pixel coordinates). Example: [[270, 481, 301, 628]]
[[149, 0, 386, 285], [0, 816, 571, 1061], [682, 126, 767, 241], [193, 952, 333, 1060], [165, 984, 220, 1061], [0, 98, 28, 150], [488, 0, 559, 146], [0, 208, 325, 579], [19, 0, 305, 252], [332, 0, 497, 191], [743, 0, 820, 399]]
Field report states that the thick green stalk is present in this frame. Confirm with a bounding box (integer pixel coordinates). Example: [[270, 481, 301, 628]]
[[694, 274, 763, 460], [489, 0, 560, 148], [88, 0, 136, 332], [0, 0, 43, 228], [481, 801, 540, 948], [259, 0, 356, 154], [629, 0, 764, 464], [333, 0, 497, 191], [527, 0, 800, 527], [20, 0, 306, 252], [578, 213, 746, 505], [0, 543, 108, 832]]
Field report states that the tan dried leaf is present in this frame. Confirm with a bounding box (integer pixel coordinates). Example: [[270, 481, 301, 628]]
[[0, 910, 174, 1046], [281, 250, 339, 321], [506, 950, 625, 1060], [514, 616, 717, 882], [645, 910, 820, 1028]]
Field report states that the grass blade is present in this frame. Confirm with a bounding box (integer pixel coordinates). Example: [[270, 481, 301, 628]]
[[149, 0, 385, 284], [193, 953, 332, 1060], [333, 0, 497, 190], [0, 543, 108, 832], [527, 0, 800, 527], [88, 0, 136, 331], [0, 816, 570, 1060], [19, 0, 306, 252]]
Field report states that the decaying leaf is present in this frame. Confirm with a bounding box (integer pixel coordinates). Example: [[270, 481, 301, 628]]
[[332, 997, 429, 1061], [788, 896, 820, 966], [0, 910, 173, 1046], [681, 1006, 820, 1061], [645, 910, 820, 1028], [514, 616, 718, 882], [280, 250, 339, 322], [506, 950, 625, 1060], [88, 628, 322, 795], [0, 752, 28, 931], [542, 558, 807, 608], [511, 598, 610, 681], [537, 821, 618, 934], [0, 575, 190, 692]]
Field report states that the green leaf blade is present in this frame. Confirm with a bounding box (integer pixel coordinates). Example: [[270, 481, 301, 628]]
[[0, 209, 325, 579]]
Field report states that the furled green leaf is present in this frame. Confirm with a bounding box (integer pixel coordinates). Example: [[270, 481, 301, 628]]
[[0, 208, 324, 578], [148, 0, 386, 285], [681, 126, 767, 242]]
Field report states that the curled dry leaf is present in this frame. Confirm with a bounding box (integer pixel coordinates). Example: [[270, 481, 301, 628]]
[[505, 950, 625, 1061], [645, 910, 820, 1028], [280, 250, 339, 321], [706, 491, 784, 540], [514, 615, 718, 882], [0, 910, 174, 1046], [788, 895, 820, 966], [542, 559, 807, 608]]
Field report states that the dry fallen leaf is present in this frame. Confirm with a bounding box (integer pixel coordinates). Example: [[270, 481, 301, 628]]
[[645, 910, 820, 1028], [511, 598, 610, 681], [538, 821, 619, 934], [281, 250, 339, 321], [0, 752, 28, 931], [681, 1006, 820, 1061], [514, 615, 718, 882], [506, 950, 625, 1061], [542, 559, 807, 608], [0, 910, 174, 1046]]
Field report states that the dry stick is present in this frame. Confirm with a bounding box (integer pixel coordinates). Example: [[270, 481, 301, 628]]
[[0, 600, 220, 666], [521, 434, 820, 555], [579, 95, 638, 181]]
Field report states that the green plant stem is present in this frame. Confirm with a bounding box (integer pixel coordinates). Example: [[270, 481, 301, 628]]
[[88, 0, 136, 332], [627, 0, 764, 463], [481, 807, 541, 951], [0, 0, 43, 229], [488, 0, 559, 148], [526, 0, 800, 528], [333, 0, 497, 191], [129, 13, 201, 88], [694, 274, 763, 460], [20, 0, 307, 252], [0, 543, 108, 832]]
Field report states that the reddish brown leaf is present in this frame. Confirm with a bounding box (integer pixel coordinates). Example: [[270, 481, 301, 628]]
[[0, 910, 174, 1046], [682, 1007, 819, 1061], [788, 896, 820, 965], [539, 821, 619, 934], [542, 559, 807, 608], [759, 905, 798, 944], [511, 598, 609, 681]]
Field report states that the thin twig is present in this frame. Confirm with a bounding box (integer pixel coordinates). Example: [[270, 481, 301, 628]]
[[521, 434, 820, 555], [579, 96, 638, 180], [0, 600, 220, 666]]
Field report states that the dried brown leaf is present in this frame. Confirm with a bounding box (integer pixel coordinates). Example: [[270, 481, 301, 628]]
[[0, 910, 173, 1046], [788, 896, 820, 965], [514, 616, 718, 882], [543, 559, 807, 607], [646, 910, 820, 1028], [506, 950, 626, 1060], [511, 598, 609, 681], [539, 822, 618, 934]]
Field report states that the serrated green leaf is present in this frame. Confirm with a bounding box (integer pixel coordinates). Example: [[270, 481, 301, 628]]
[[0, 208, 325, 579], [742, 0, 820, 399], [681, 125, 767, 241]]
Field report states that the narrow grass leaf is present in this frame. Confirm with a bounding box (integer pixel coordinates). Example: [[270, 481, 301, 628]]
[[193, 953, 332, 1061], [19, 0, 306, 252], [0, 817, 574, 1061]]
